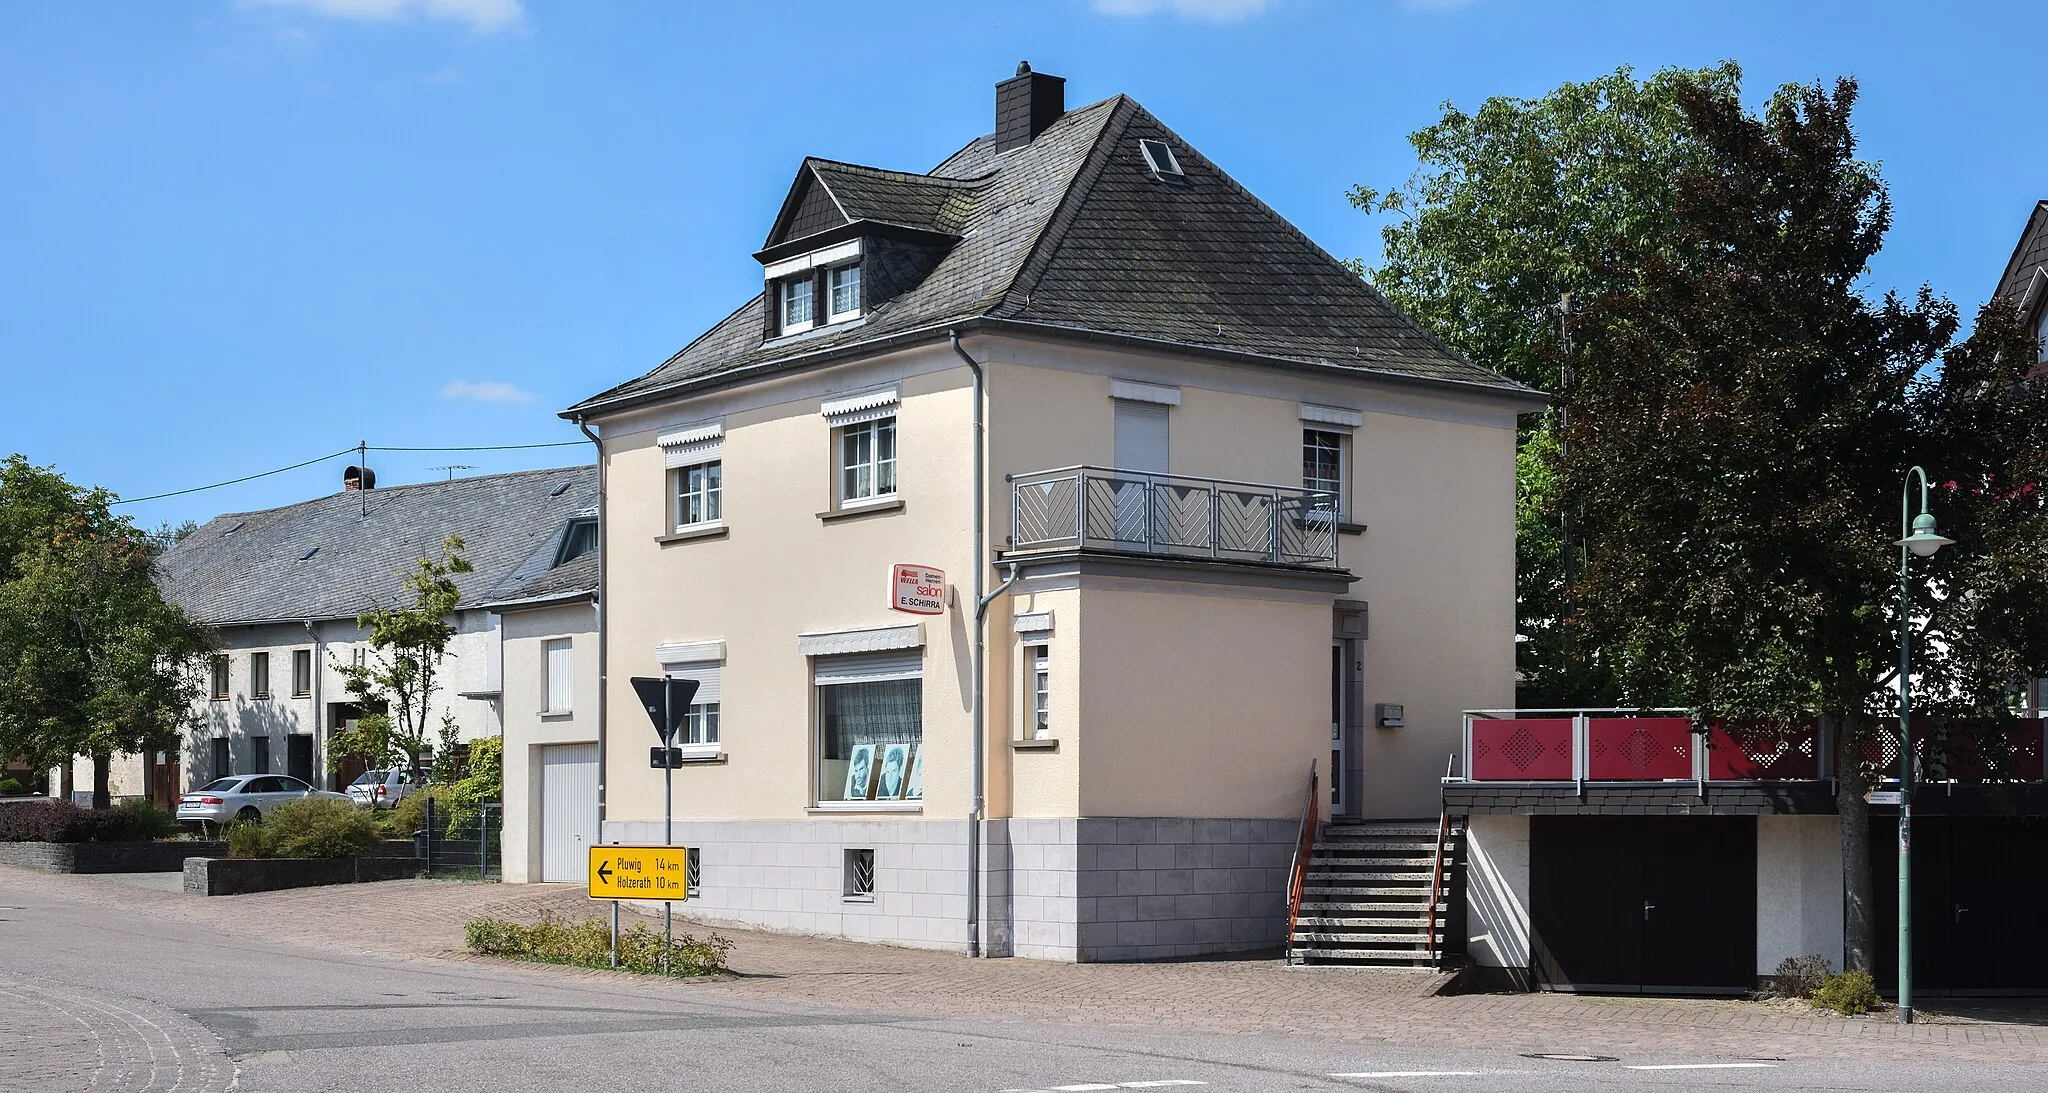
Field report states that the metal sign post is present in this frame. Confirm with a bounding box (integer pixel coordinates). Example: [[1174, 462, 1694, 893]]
[[629, 675, 699, 973]]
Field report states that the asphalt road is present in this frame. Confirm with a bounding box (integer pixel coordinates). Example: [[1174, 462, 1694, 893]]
[[2, 873, 2045, 1092]]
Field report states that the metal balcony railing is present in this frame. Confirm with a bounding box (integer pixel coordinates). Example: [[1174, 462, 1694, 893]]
[[1008, 466, 1341, 568]]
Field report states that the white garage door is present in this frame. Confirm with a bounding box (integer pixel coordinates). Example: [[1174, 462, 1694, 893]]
[[540, 743, 598, 883]]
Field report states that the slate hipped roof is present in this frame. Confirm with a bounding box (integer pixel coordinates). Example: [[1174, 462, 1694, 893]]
[[157, 467, 597, 626], [566, 91, 1535, 417]]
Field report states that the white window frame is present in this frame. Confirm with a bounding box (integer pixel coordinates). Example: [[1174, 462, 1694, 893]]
[[671, 459, 722, 531], [543, 637, 573, 714], [663, 659, 722, 758], [837, 415, 897, 506], [1302, 427, 1346, 520], [827, 262, 861, 322], [1028, 644, 1051, 740], [812, 650, 922, 809], [780, 276, 815, 336]]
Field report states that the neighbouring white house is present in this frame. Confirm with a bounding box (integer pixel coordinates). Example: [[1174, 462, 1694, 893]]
[[58, 465, 597, 806]]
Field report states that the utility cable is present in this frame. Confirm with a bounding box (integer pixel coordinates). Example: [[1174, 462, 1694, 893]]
[[111, 439, 589, 506]]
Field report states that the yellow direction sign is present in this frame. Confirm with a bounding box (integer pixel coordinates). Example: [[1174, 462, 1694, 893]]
[[587, 845, 690, 901]]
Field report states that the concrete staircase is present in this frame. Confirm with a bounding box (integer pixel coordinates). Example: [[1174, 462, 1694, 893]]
[[1288, 819, 1463, 968]]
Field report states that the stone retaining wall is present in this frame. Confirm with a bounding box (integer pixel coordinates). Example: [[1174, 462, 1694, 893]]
[[0, 841, 226, 874], [183, 855, 420, 896]]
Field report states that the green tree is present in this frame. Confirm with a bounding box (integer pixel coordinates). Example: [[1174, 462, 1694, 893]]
[[0, 456, 213, 806], [1353, 63, 1740, 705], [1557, 77, 2048, 971], [329, 536, 473, 778]]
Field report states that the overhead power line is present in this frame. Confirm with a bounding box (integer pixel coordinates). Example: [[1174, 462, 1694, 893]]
[[110, 439, 592, 507]]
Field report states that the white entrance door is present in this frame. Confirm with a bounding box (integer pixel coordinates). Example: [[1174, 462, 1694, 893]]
[[539, 743, 598, 883]]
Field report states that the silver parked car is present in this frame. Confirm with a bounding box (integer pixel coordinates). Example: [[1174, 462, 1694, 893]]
[[346, 768, 426, 810], [177, 775, 349, 827]]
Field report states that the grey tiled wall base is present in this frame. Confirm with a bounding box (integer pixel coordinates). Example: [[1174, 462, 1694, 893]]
[[602, 815, 1297, 962], [605, 819, 978, 953]]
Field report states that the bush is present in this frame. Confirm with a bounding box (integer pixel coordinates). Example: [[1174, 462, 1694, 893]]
[[0, 801, 164, 843], [1771, 953, 1832, 999], [264, 798, 380, 859], [380, 787, 435, 837], [1814, 969, 1881, 1015], [115, 799, 183, 841], [0, 778, 23, 796], [223, 819, 267, 859], [464, 913, 732, 977]]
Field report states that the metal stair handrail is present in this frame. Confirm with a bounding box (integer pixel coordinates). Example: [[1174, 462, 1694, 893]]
[[1282, 758, 1318, 966], [1424, 753, 1453, 968]]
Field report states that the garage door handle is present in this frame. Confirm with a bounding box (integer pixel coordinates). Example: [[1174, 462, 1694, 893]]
[[1643, 901, 1656, 920]]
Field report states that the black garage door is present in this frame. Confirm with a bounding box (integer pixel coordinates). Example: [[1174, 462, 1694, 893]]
[[1531, 816, 1757, 994], [1871, 816, 2048, 994]]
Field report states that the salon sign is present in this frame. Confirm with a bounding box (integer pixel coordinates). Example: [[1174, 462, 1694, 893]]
[[890, 563, 947, 615]]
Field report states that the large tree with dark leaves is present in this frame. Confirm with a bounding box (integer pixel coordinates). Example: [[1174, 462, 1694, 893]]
[[1557, 78, 2048, 971], [0, 456, 213, 806]]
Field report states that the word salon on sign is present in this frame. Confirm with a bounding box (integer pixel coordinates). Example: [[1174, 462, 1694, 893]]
[[891, 563, 947, 615], [587, 846, 690, 900]]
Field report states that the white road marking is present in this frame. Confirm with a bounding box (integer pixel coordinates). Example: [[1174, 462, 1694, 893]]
[[1330, 1072, 1483, 1079], [1625, 1063, 1778, 1071], [1003, 1084, 1207, 1092]]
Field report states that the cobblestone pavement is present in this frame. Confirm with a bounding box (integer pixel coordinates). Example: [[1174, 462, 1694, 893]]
[[0, 973, 239, 1091], [6, 866, 2046, 1068]]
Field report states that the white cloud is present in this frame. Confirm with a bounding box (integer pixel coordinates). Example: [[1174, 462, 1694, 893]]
[[1092, 0, 1279, 21], [439, 379, 538, 404], [246, 0, 524, 34]]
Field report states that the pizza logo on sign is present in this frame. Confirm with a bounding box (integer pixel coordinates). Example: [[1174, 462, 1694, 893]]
[[891, 564, 947, 615]]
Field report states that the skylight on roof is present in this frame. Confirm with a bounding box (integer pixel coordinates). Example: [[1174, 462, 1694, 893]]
[[299, 546, 319, 561], [1138, 139, 1184, 183], [223, 521, 245, 536], [550, 482, 572, 497]]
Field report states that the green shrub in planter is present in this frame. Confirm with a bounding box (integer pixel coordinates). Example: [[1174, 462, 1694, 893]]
[[223, 819, 268, 859], [1814, 968, 1881, 1015], [0, 778, 23, 796], [380, 787, 436, 837], [464, 913, 732, 977], [266, 798, 380, 859]]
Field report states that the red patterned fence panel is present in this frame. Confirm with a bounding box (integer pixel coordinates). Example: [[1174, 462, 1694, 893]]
[[1587, 717, 1694, 780], [1707, 722, 1821, 780], [1471, 718, 1574, 780], [1929, 719, 2045, 782]]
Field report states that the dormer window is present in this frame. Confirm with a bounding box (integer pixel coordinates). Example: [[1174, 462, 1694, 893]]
[[1138, 138, 1184, 183], [780, 277, 816, 335], [829, 263, 862, 322]]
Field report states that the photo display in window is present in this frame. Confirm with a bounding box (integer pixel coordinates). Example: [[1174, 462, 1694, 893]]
[[817, 676, 921, 802]]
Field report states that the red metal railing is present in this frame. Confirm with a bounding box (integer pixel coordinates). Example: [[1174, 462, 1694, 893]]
[[1459, 709, 2048, 784], [1470, 718, 1574, 780], [1282, 759, 1319, 965]]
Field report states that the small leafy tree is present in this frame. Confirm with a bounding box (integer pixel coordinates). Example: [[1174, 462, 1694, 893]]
[[0, 456, 213, 806], [329, 536, 472, 779]]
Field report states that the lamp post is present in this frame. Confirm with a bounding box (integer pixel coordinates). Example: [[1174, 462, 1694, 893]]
[[1894, 466, 1955, 1025]]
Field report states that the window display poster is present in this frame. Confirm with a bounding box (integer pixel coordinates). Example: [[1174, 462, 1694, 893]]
[[843, 744, 877, 801]]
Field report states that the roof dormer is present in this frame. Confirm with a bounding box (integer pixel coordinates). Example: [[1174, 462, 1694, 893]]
[[755, 160, 974, 340]]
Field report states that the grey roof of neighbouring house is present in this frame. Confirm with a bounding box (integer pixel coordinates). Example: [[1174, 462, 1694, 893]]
[[566, 94, 1537, 418], [475, 530, 599, 610], [157, 466, 598, 626], [1996, 200, 2048, 310]]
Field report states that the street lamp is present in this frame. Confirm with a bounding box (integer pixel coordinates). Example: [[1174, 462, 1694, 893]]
[[1893, 466, 1954, 1025]]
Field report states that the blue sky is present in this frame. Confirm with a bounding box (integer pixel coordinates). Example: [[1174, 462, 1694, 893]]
[[3, 0, 2043, 530]]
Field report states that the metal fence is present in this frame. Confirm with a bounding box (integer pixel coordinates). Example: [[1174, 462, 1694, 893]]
[[409, 797, 502, 880], [1009, 466, 1340, 567]]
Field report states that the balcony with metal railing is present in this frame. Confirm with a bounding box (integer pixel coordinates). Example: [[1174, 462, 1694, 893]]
[[1006, 466, 1343, 570]]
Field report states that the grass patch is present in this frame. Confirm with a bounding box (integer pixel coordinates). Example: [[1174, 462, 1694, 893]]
[[464, 913, 732, 977]]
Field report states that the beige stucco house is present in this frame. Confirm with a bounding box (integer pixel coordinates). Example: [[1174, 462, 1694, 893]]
[[560, 66, 1540, 960]]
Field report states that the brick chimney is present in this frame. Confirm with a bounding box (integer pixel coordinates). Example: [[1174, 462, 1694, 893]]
[[995, 62, 1065, 153]]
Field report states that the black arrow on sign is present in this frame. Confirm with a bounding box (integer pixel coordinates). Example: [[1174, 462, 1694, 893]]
[[596, 860, 613, 884]]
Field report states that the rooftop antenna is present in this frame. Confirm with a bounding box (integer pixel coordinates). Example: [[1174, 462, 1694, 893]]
[[429, 464, 475, 481]]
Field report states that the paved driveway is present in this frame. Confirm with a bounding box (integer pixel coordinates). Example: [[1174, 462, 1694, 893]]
[[2, 865, 2045, 1093]]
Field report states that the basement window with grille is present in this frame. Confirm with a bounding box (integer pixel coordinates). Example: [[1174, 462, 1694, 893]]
[[843, 848, 875, 902], [1138, 138, 1184, 183], [686, 847, 701, 897]]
